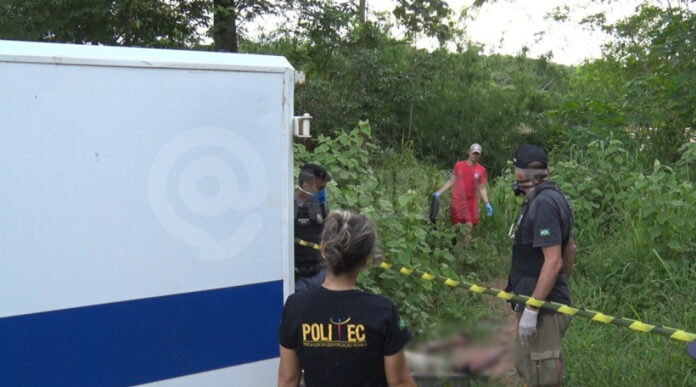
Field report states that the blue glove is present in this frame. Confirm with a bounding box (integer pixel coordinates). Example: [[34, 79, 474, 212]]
[[485, 202, 493, 216], [432, 192, 440, 199]]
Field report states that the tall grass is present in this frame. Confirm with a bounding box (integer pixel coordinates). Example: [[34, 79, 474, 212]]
[[544, 138, 696, 384]]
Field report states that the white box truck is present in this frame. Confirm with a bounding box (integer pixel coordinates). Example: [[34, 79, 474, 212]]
[[0, 40, 295, 386]]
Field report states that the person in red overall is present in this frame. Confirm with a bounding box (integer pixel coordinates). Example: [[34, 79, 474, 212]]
[[433, 143, 492, 244]]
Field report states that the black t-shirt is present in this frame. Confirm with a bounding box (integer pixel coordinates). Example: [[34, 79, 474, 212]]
[[508, 182, 574, 306], [278, 286, 411, 387], [517, 184, 573, 249]]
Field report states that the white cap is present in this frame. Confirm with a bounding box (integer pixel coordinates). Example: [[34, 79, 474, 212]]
[[470, 143, 482, 153]]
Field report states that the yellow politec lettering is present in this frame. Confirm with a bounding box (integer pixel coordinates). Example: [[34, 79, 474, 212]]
[[355, 324, 365, 342], [321, 324, 332, 341], [302, 324, 311, 341], [347, 325, 356, 342], [311, 324, 321, 341]]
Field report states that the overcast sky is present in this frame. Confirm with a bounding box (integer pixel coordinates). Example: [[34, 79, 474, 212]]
[[367, 0, 645, 65], [248, 0, 648, 65]]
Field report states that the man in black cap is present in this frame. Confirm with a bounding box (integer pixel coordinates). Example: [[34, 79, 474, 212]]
[[294, 163, 331, 293], [506, 144, 577, 386]]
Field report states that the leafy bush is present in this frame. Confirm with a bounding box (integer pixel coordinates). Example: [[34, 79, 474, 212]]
[[294, 122, 502, 334], [294, 124, 696, 384]]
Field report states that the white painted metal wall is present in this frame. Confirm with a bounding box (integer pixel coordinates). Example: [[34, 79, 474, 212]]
[[0, 40, 294, 386]]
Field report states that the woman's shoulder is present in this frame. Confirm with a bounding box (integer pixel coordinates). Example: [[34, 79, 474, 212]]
[[284, 287, 320, 308], [290, 285, 326, 299], [288, 287, 397, 311], [353, 290, 398, 311]]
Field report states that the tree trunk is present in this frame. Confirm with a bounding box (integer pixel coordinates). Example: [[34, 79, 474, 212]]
[[408, 100, 414, 141], [359, 0, 367, 24], [119, 0, 134, 46], [213, 0, 238, 52]]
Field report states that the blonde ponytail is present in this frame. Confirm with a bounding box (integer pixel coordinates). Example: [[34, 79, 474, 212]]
[[321, 210, 376, 275]]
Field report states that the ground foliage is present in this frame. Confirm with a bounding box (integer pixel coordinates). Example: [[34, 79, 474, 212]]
[[555, 140, 696, 385], [296, 124, 696, 385], [294, 122, 500, 337]]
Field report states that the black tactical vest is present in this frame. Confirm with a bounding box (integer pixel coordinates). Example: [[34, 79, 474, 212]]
[[294, 200, 327, 277]]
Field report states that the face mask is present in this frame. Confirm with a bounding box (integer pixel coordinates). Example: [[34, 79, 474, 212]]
[[512, 179, 535, 196], [313, 189, 327, 204]]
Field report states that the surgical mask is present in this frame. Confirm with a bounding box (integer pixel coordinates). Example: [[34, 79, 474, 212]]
[[313, 189, 327, 204]]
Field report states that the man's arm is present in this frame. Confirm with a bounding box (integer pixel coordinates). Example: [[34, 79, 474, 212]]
[[277, 345, 301, 387], [436, 174, 456, 196], [529, 244, 564, 305], [562, 237, 577, 278], [518, 245, 562, 346], [384, 350, 417, 387], [479, 184, 490, 204]]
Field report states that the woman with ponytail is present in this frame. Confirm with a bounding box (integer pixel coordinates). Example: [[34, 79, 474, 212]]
[[278, 210, 415, 387]]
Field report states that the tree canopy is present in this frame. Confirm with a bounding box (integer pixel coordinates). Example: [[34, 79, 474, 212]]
[[1, 0, 694, 170]]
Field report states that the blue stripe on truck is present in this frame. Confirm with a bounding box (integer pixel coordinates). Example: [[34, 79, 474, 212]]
[[0, 280, 283, 386]]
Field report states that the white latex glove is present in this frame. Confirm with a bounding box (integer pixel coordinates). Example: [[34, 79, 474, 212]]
[[518, 306, 539, 346]]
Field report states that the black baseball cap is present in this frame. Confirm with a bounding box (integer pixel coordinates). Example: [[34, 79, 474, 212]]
[[513, 144, 548, 169], [300, 163, 331, 182]]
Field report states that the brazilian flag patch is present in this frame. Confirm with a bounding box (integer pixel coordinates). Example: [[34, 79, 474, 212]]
[[398, 319, 408, 331], [539, 229, 551, 236]]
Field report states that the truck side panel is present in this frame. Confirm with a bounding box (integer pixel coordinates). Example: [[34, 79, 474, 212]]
[[0, 42, 292, 386]]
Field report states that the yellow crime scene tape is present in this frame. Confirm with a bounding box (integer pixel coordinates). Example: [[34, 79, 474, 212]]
[[295, 238, 696, 343]]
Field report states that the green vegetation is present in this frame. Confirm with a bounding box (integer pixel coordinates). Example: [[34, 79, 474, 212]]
[[3, 0, 696, 383], [295, 122, 505, 337], [296, 123, 696, 385]]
